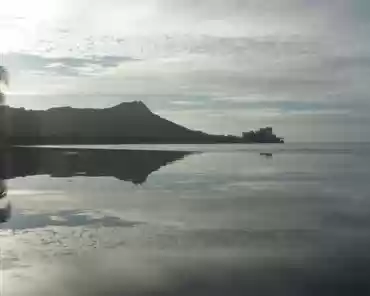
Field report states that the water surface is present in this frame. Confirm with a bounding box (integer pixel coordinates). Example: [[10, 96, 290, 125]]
[[1, 143, 370, 295]]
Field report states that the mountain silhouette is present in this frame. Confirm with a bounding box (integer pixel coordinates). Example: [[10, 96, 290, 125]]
[[2, 101, 283, 144], [2, 147, 193, 185], [4, 101, 214, 144]]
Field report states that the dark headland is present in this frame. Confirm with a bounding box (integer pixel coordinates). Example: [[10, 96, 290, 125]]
[[0, 101, 284, 145]]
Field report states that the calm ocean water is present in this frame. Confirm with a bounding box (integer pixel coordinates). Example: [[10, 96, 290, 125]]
[[1, 143, 370, 295]]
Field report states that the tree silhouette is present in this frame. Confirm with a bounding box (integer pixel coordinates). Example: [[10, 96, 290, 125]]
[[0, 65, 9, 224], [0, 65, 8, 105], [0, 65, 9, 85]]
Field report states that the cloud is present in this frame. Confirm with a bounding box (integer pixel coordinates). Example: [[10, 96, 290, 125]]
[[3, 53, 137, 77], [2, 0, 370, 141]]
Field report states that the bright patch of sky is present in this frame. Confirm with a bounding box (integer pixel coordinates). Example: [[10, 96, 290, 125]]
[[1, 0, 370, 141]]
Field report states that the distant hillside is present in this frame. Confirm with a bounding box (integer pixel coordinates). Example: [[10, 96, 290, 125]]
[[0, 101, 283, 144], [2, 101, 212, 144]]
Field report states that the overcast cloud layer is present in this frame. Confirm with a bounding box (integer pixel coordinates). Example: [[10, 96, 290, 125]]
[[1, 0, 370, 141]]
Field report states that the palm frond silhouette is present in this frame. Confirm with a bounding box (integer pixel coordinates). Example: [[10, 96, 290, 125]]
[[0, 66, 9, 85]]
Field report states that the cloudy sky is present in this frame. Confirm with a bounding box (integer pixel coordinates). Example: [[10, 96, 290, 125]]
[[1, 0, 370, 141]]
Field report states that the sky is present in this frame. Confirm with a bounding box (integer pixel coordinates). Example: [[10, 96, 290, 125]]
[[1, 0, 370, 142]]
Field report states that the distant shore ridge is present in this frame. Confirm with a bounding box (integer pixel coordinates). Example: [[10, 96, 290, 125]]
[[0, 101, 284, 144]]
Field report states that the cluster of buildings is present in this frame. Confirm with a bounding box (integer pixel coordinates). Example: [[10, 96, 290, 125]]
[[242, 127, 284, 143]]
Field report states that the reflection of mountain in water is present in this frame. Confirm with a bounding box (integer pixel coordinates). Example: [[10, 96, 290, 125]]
[[0, 200, 11, 224], [3, 147, 192, 185]]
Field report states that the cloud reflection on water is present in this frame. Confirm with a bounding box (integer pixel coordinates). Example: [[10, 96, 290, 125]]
[[1, 209, 143, 231]]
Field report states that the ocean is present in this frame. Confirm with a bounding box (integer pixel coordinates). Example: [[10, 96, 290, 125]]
[[1, 143, 370, 295]]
